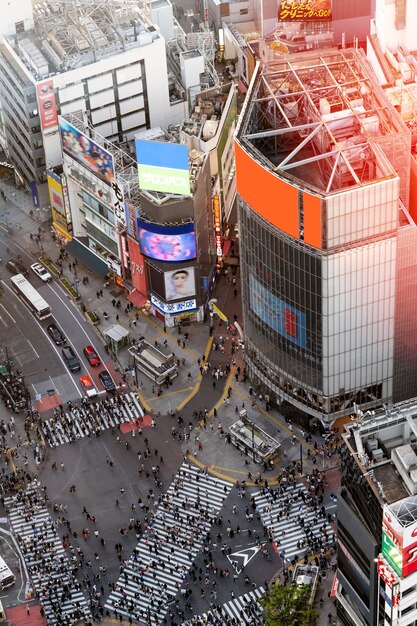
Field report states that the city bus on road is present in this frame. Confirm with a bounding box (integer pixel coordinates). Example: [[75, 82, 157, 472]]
[[10, 273, 52, 320]]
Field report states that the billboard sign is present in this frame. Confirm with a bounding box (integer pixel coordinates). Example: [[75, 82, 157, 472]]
[[278, 0, 332, 21], [249, 274, 307, 348], [377, 558, 398, 589], [59, 117, 115, 186], [36, 80, 58, 131], [135, 140, 190, 195], [137, 220, 196, 262], [111, 180, 126, 229], [150, 294, 197, 314], [164, 267, 196, 301], [213, 195, 222, 257], [382, 503, 417, 578], [47, 172, 64, 216]]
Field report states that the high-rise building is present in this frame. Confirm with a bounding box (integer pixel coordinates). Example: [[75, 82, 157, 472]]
[[235, 48, 417, 426], [0, 0, 186, 207], [337, 403, 417, 626]]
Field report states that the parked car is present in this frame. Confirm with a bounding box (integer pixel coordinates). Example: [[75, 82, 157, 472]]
[[31, 262, 51, 282], [6, 259, 29, 278], [99, 370, 116, 392], [80, 375, 98, 398], [62, 345, 81, 372], [47, 322, 66, 345], [83, 345, 101, 367]]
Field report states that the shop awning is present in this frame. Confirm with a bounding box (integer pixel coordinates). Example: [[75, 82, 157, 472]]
[[127, 290, 148, 308], [237, 80, 248, 94], [222, 239, 232, 257], [66, 238, 109, 277]]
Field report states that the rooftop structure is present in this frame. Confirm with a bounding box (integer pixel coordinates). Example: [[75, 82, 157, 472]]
[[238, 47, 409, 202], [30, 0, 159, 76]]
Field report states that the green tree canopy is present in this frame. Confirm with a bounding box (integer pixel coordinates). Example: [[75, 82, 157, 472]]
[[260, 582, 318, 626]]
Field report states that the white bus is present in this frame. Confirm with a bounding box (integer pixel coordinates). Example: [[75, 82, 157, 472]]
[[0, 556, 15, 590], [10, 273, 52, 320]]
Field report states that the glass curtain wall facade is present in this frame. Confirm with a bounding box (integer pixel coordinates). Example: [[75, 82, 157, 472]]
[[236, 50, 413, 425]]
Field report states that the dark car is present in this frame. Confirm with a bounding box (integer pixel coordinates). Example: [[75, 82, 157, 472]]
[[47, 322, 66, 345], [6, 259, 29, 278], [62, 345, 81, 372], [99, 370, 116, 392]]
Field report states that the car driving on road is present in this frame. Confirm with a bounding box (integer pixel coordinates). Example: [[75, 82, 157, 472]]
[[99, 370, 116, 392], [31, 262, 52, 282], [6, 259, 29, 278], [62, 345, 81, 372], [80, 375, 98, 398], [47, 322, 66, 345], [83, 345, 101, 367]]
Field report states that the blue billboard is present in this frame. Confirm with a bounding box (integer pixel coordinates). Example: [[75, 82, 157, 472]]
[[135, 140, 190, 195], [249, 274, 307, 348], [137, 220, 196, 262]]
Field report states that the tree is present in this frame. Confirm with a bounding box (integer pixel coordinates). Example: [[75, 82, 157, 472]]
[[260, 582, 319, 626]]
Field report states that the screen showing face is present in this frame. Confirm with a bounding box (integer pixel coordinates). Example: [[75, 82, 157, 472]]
[[164, 267, 196, 300], [137, 221, 197, 262]]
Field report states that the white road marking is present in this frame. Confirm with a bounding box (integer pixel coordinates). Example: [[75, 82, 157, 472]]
[[0, 301, 16, 323], [47, 282, 114, 377], [35, 323, 81, 396], [0, 315, 8, 327], [27, 339, 39, 359]]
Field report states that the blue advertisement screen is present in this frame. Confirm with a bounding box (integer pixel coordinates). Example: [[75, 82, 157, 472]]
[[137, 220, 196, 262], [249, 274, 307, 348]]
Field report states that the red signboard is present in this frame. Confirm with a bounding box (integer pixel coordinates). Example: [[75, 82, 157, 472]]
[[278, 0, 332, 21], [213, 195, 222, 257], [383, 504, 417, 578], [127, 236, 148, 296], [36, 80, 58, 131], [377, 558, 397, 589]]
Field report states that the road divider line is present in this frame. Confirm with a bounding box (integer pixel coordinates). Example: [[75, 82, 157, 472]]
[[176, 336, 214, 411]]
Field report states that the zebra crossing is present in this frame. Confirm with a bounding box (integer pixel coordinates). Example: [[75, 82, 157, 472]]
[[253, 483, 335, 562], [105, 463, 233, 625], [41, 392, 144, 447], [182, 587, 265, 625], [5, 480, 91, 626]]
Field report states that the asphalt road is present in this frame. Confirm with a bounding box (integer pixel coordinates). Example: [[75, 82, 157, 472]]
[[0, 233, 119, 404]]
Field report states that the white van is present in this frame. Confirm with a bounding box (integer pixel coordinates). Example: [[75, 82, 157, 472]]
[[0, 556, 15, 590]]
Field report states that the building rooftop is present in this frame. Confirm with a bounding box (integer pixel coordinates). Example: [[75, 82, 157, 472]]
[[343, 398, 417, 507], [10, 1, 159, 79], [238, 48, 409, 196]]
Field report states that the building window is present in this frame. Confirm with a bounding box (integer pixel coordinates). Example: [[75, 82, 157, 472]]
[[15, 21, 25, 34]]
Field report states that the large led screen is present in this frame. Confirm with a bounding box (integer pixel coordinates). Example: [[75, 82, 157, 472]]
[[278, 0, 332, 21], [135, 139, 190, 195], [249, 274, 307, 348], [59, 117, 115, 186], [164, 267, 196, 300], [137, 220, 196, 262]]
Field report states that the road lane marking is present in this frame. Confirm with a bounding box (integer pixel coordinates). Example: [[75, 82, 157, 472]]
[[0, 315, 8, 327], [0, 301, 15, 323], [35, 323, 81, 396], [46, 282, 113, 378], [27, 339, 39, 358]]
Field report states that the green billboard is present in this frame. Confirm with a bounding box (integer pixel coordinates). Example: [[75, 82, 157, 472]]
[[382, 532, 402, 577]]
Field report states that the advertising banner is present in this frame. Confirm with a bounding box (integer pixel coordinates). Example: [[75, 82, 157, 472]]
[[59, 117, 115, 186], [213, 195, 222, 257], [126, 202, 138, 240], [111, 180, 126, 229], [278, 0, 332, 21], [213, 303, 228, 322], [36, 80, 58, 131], [127, 237, 148, 296], [47, 172, 64, 216], [150, 294, 197, 314], [249, 274, 307, 348], [164, 267, 196, 301], [382, 503, 417, 578], [135, 140, 190, 195], [137, 220, 196, 262]]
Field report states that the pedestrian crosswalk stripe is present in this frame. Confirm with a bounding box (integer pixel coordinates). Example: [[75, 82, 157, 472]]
[[41, 392, 144, 447], [182, 587, 265, 625], [253, 483, 335, 562], [105, 463, 233, 625], [4, 480, 91, 626]]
